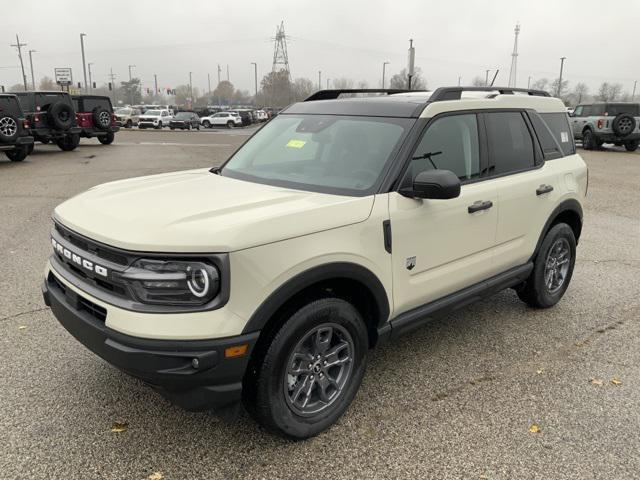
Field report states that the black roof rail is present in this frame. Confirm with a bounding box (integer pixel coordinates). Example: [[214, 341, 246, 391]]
[[304, 89, 427, 101], [429, 86, 551, 102]]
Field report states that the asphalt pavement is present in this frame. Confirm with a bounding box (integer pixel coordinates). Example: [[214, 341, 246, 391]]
[[1, 130, 639, 479]]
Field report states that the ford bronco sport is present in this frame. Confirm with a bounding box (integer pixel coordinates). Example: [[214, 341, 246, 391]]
[[15, 91, 82, 151], [43, 87, 587, 439], [72, 95, 119, 145], [570, 102, 640, 151], [0, 93, 34, 161]]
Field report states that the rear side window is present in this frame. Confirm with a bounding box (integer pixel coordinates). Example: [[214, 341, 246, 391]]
[[528, 113, 563, 160], [82, 98, 112, 112], [485, 112, 535, 175], [0, 97, 21, 115], [540, 113, 575, 156], [605, 104, 640, 116], [407, 114, 480, 181]]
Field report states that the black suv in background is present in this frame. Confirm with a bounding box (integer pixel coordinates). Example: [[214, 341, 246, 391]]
[[0, 94, 34, 161], [15, 91, 81, 151], [169, 111, 201, 130], [72, 95, 119, 145]]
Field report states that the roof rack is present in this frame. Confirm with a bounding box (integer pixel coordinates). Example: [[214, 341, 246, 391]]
[[304, 89, 427, 102], [428, 86, 551, 102]]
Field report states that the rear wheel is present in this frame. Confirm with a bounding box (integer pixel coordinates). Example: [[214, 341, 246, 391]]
[[582, 129, 596, 150], [56, 133, 80, 151], [126, 119, 133, 128], [155, 121, 162, 130], [5, 145, 29, 161], [203, 120, 211, 128], [245, 298, 368, 439], [227, 121, 234, 129], [98, 132, 115, 145], [624, 140, 639, 152], [516, 223, 576, 308]]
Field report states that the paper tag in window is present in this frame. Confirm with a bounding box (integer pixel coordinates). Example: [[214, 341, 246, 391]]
[[286, 139, 306, 149], [560, 131, 569, 143]]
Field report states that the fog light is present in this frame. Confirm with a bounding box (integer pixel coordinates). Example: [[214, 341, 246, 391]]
[[191, 358, 200, 369]]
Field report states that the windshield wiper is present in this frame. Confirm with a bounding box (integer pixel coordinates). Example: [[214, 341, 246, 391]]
[[209, 166, 221, 174], [412, 151, 442, 169]]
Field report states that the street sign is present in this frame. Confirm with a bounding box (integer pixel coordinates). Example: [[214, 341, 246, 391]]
[[54, 68, 73, 86]]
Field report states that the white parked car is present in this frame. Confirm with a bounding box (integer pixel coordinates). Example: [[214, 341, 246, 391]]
[[255, 109, 268, 122], [200, 111, 242, 129], [138, 109, 173, 129]]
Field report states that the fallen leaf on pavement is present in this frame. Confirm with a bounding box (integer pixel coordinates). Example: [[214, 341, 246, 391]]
[[536, 369, 544, 375], [110, 421, 128, 433], [18, 326, 27, 330], [148, 473, 164, 480], [529, 424, 541, 433], [611, 378, 622, 386], [590, 378, 604, 386]]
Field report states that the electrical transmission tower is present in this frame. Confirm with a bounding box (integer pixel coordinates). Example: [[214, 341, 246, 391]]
[[271, 21, 290, 77], [507, 23, 520, 88]]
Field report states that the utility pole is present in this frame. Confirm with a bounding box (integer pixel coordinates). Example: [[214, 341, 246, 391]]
[[382, 61, 389, 88], [557, 57, 566, 97], [88, 63, 93, 91], [226, 64, 229, 81], [217, 64, 221, 84], [189, 71, 193, 108], [528, 76, 532, 89], [128, 65, 135, 81], [250, 62, 258, 100], [458, 76, 462, 86], [632, 80, 637, 101], [108, 68, 117, 104], [10, 35, 28, 91], [28, 50, 36, 90], [154, 74, 158, 96], [485, 69, 490, 86], [318, 70, 322, 90], [327, 78, 330, 89], [80, 33, 88, 92], [407, 39, 415, 90], [207, 73, 211, 94]]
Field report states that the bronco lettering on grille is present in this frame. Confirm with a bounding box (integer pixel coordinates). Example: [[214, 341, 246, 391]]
[[51, 237, 108, 277]]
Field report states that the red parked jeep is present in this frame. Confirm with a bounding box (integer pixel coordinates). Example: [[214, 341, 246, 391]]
[[71, 95, 119, 145]]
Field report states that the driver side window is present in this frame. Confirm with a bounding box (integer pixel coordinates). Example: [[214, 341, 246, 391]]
[[403, 114, 480, 184]]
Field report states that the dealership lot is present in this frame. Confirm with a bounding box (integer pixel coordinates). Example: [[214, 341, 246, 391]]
[[1, 131, 639, 479]]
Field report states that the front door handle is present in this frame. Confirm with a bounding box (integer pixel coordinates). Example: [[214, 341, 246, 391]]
[[468, 200, 493, 213], [536, 184, 554, 196]]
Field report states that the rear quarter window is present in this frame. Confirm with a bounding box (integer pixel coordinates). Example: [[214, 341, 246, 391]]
[[540, 113, 575, 156], [0, 97, 22, 115]]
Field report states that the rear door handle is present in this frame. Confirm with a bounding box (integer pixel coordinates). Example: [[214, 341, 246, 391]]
[[536, 184, 554, 195], [467, 200, 493, 213]]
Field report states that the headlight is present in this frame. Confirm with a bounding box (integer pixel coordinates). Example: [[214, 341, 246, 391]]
[[119, 259, 220, 306]]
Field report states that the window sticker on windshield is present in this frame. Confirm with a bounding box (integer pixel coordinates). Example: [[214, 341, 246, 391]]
[[286, 139, 306, 149], [560, 131, 569, 143]]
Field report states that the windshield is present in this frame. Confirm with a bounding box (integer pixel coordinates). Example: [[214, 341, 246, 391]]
[[221, 114, 412, 195], [144, 110, 161, 116], [116, 108, 131, 114], [175, 112, 192, 119]]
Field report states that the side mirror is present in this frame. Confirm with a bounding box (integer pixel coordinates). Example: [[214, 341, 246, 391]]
[[402, 169, 461, 199]]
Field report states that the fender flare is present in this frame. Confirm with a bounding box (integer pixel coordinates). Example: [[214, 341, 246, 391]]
[[241, 262, 390, 334], [529, 199, 583, 262]]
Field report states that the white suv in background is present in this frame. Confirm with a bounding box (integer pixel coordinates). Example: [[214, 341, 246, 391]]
[[138, 109, 173, 129], [43, 87, 587, 439], [200, 111, 243, 128]]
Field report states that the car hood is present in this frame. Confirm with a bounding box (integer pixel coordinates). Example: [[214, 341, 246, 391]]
[[53, 169, 374, 252]]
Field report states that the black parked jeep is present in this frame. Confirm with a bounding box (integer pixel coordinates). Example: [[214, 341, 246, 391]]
[[72, 95, 119, 145], [0, 94, 35, 162], [15, 91, 81, 151]]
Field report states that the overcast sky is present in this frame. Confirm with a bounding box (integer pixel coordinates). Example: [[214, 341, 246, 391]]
[[2, 0, 639, 95]]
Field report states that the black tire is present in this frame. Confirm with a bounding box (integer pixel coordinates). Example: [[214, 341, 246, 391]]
[[595, 138, 604, 148], [624, 140, 639, 152], [27, 143, 34, 154], [98, 132, 115, 145], [92, 107, 111, 131], [155, 121, 162, 130], [5, 145, 29, 161], [187, 124, 191, 130], [47, 102, 74, 130], [203, 120, 211, 128], [516, 223, 576, 308], [0, 114, 20, 142], [126, 120, 133, 129], [245, 298, 368, 439], [170, 126, 175, 130], [612, 113, 636, 137], [582, 129, 596, 150], [227, 121, 234, 129], [56, 133, 80, 151]]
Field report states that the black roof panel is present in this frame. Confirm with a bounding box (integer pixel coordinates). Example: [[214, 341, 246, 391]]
[[282, 95, 431, 118]]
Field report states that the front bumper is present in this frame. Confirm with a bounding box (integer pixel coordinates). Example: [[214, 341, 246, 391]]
[[42, 271, 259, 411]]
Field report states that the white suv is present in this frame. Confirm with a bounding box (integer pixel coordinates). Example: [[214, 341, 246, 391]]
[[43, 87, 587, 439], [138, 109, 172, 129], [200, 111, 242, 128]]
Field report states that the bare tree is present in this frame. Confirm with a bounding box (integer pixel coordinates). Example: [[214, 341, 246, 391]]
[[389, 67, 427, 90], [292, 77, 314, 102], [550, 77, 570, 100], [572, 82, 589, 104], [471, 76, 485, 87], [531, 78, 550, 92], [8, 84, 25, 92], [39, 76, 56, 90], [596, 82, 623, 101], [332, 78, 354, 89]]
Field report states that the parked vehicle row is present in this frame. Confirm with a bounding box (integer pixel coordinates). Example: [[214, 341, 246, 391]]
[[570, 102, 640, 151]]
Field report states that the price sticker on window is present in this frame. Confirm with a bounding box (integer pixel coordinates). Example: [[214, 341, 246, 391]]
[[286, 139, 306, 149], [560, 131, 569, 143]]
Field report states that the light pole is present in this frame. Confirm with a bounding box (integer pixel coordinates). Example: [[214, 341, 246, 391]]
[[154, 74, 158, 96], [189, 71, 193, 107], [557, 57, 566, 97], [527, 76, 532, 89], [127, 65, 136, 104], [318, 71, 322, 90], [207, 73, 211, 95], [128, 64, 135, 81], [485, 69, 490, 86], [632, 80, 637, 101], [458, 76, 462, 86], [382, 61, 389, 89], [327, 78, 330, 89], [80, 33, 88, 92], [250, 62, 258, 99], [88, 62, 93, 91], [28, 50, 36, 90]]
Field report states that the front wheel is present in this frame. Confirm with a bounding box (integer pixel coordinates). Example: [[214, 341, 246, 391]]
[[624, 140, 639, 152], [245, 298, 368, 439], [582, 130, 596, 150], [98, 132, 115, 145], [5, 145, 29, 161], [227, 121, 234, 129], [155, 122, 162, 130], [202, 120, 210, 128], [516, 223, 576, 308]]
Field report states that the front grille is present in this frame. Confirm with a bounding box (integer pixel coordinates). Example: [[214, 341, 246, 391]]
[[78, 296, 107, 322], [55, 223, 128, 266], [48, 271, 107, 323]]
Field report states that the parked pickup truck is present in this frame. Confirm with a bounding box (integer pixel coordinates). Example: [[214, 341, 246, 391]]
[[138, 109, 173, 129], [570, 102, 640, 151]]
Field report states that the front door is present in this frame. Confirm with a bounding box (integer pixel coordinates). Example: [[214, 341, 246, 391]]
[[389, 113, 499, 316]]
